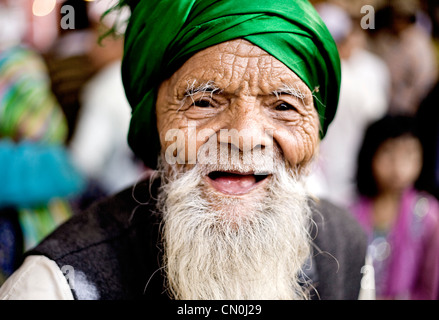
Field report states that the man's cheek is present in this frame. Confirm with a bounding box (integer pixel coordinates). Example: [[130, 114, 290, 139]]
[[162, 124, 215, 165], [162, 128, 186, 165], [275, 128, 318, 169]]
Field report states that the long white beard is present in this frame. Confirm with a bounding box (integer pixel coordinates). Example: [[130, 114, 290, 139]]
[[155, 148, 313, 300]]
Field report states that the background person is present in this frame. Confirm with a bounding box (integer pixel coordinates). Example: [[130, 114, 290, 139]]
[[350, 114, 439, 300]]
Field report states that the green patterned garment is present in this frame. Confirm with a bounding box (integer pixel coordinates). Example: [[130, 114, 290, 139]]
[[0, 46, 67, 143], [0, 46, 74, 252]]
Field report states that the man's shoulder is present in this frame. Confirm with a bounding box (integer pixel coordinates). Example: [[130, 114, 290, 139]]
[[24, 178, 164, 300], [26, 178, 160, 261], [310, 197, 367, 244], [308, 197, 368, 300]]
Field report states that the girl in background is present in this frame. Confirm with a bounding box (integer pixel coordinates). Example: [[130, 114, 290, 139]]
[[351, 114, 439, 299]]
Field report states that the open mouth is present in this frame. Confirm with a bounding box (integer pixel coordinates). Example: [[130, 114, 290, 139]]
[[205, 171, 270, 195]]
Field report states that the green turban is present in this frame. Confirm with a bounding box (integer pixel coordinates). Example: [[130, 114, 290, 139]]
[[122, 0, 341, 168]]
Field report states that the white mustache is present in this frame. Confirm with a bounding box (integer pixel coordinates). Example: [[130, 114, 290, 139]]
[[194, 142, 280, 176]]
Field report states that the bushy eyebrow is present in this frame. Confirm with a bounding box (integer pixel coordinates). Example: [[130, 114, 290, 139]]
[[184, 80, 223, 101], [181, 80, 309, 106], [272, 83, 308, 105]]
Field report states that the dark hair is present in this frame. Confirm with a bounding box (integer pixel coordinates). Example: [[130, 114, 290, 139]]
[[355, 114, 421, 197]]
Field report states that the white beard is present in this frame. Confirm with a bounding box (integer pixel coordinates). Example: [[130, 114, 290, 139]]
[[155, 147, 313, 300]]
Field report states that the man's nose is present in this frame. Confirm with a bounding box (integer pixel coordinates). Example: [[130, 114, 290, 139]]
[[217, 100, 273, 152]]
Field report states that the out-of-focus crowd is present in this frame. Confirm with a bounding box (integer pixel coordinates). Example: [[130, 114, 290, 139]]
[[308, 0, 439, 300], [0, 0, 145, 285]]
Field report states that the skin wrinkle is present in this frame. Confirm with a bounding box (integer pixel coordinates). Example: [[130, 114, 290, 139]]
[[156, 39, 320, 171]]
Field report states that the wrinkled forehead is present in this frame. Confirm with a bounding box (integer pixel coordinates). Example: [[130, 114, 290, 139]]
[[170, 39, 313, 100]]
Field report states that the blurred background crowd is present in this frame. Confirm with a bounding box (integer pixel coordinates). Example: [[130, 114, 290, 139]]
[[0, 0, 439, 299]]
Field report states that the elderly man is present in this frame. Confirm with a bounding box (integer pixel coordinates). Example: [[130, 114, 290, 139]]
[[0, 0, 367, 300]]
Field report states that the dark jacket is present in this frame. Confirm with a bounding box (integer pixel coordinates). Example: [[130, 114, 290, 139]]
[[26, 178, 367, 300]]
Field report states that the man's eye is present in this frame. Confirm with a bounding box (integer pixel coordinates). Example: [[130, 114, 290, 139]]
[[193, 100, 213, 108], [275, 102, 296, 111]]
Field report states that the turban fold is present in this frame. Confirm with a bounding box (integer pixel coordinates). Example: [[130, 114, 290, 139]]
[[122, 0, 341, 168]]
